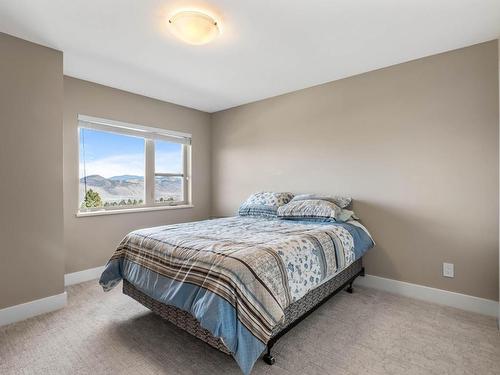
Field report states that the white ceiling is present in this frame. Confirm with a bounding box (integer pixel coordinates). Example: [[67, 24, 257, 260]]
[[1, 0, 499, 113]]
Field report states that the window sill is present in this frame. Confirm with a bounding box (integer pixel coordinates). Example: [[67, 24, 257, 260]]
[[76, 204, 194, 218]]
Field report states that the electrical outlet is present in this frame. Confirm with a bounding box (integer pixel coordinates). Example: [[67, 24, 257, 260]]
[[443, 262, 454, 278]]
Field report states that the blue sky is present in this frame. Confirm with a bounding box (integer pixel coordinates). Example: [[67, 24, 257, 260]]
[[79, 128, 182, 178]]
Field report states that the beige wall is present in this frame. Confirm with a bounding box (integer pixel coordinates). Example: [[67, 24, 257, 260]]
[[2, 32, 498, 310], [0, 33, 64, 308], [211, 41, 499, 301], [63, 77, 211, 273]]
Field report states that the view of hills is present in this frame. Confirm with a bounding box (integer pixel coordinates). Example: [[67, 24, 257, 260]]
[[79, 174, 182, 206]]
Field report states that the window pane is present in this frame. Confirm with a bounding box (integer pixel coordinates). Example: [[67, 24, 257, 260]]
[[79, 128, 145, 209], [155, 176, 183, 203], [155, 140, 183, 174]]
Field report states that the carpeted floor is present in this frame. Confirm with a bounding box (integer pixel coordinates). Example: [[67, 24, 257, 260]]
[[1, 281, 499, 375]]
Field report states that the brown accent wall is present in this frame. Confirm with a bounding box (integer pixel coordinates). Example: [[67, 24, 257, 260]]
[[211, 41, 499, 300], [0, 33, 64, 308], [63, 77, 211, 274]]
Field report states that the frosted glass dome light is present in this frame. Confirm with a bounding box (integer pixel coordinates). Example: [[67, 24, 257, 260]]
[[169, 10, 220, 45]]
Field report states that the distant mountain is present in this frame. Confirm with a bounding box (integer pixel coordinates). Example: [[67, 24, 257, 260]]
[[109, 175, 144, 182], [80, 174, 144, 184], [80, 174, 181, 204]]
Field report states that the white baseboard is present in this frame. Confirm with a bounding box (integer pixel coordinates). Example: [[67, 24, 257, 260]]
[[0, 264, 104, 327], [355, 274, 498, 317], [0, 292, 67, 327], [64, 266, 105, 287]]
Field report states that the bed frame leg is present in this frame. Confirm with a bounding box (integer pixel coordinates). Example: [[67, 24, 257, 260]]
[[263, 346, 275, 365], [346, 267, 365, 294], [345, 282, 353, 294]]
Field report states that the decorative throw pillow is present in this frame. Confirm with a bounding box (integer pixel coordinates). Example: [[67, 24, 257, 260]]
[[238, 191, 294, 217], [277, 199, 357, 222], [290, 194, 352, 209]]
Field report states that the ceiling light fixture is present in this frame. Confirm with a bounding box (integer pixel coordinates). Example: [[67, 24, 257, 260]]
[[168, 10, 220, 45]]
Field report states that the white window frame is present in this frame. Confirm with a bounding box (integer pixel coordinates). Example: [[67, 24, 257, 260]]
[[77, 115, 192, 215]]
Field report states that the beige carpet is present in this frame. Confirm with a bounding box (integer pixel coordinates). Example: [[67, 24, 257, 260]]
[[1, 281, 499, 375]]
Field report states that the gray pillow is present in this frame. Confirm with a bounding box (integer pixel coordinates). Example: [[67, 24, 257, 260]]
[[277, 199, 357, 222], [291, 194, 352, 209]]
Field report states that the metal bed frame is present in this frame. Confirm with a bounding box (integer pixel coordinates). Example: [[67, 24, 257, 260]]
[[123, 258, 365, 366]]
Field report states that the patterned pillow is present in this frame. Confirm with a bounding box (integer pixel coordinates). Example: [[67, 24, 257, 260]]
[[290, 194, 352, 209], [238, 192, 294, 217], [277, 199, 356, 222]]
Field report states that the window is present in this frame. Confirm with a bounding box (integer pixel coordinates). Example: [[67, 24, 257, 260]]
[[154, 140, 184, 203], [78, 115, 191, 213]]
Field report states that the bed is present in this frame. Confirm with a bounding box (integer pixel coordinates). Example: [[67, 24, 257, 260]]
[[100, 216, 374, 374]]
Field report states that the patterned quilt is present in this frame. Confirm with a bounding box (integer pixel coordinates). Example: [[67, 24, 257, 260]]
[[99, 216, 373, 374]]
